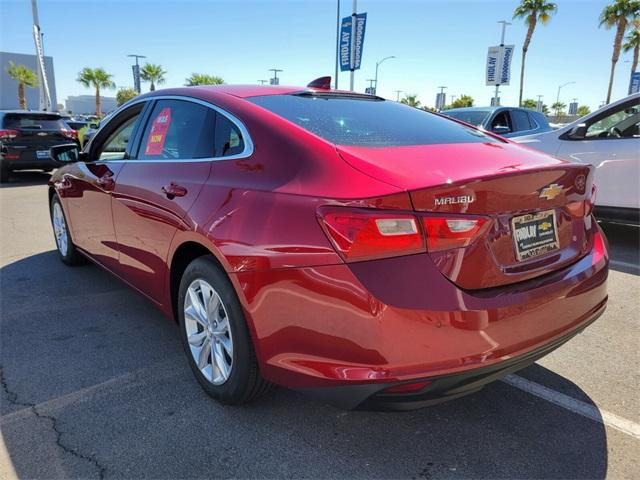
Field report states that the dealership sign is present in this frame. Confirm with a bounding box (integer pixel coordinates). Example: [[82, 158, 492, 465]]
[[339, 13, 367, 72], [486, 44, 515, 86], [630, 71, 640, 94]]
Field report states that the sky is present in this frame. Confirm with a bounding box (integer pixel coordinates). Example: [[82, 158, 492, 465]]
[[0, 0, 636, 110]]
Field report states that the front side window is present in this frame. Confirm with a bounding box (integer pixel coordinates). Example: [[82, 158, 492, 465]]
[[137, 100, 215, 160], [97, 114, 140, 161], [491, 111, 511, 132], [249, 94, 498, 147], [585, 101, 640, 139]]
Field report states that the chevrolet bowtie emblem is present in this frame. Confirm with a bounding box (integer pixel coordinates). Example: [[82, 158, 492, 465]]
[[539, 183, 562, 200]]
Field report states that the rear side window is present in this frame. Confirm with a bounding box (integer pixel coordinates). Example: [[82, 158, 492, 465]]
[[511, 110, 532, 131], [215, 114, 245, 157], [249, 94, 498, 146], [137, 100, 215, 160], [3, 114, 66, 130]]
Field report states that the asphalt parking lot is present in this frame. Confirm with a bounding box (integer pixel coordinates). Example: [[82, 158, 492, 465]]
[[1, 171, 638, 480]]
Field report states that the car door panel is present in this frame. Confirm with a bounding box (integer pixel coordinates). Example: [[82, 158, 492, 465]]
[[111, 98, 217, 303]]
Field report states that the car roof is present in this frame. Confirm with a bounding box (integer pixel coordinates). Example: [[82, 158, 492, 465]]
[[445, 107, 498, 113], [0, 110, 62, 116]]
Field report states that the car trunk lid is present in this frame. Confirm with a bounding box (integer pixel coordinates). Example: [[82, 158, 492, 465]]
[[337, 142, 596, 289]]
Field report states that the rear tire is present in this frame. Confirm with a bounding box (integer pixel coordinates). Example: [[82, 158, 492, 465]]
[[50, 194, 85, 265], [178, 256, 271, 405]]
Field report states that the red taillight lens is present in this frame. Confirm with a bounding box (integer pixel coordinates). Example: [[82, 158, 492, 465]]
[[62, 129, 78, 140], [422, 216, 488, 252], [0, 129, 19, 141], [319, 208, 425, 262]]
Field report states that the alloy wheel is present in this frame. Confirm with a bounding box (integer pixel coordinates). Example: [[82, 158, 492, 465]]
[[52, 202, 68, 256], [183, 279, 234, 385]]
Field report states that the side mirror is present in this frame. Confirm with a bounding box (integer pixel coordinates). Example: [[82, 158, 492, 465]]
[[492, 125, 511, 135], [50, 144, 84, 163], [567, 123, 587, 140]]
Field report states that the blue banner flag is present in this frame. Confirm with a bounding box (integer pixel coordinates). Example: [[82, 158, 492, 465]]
[[630, 72, 640, 95], [339, 13, 367, 72]]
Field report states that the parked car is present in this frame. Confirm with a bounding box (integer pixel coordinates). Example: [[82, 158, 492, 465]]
[[48, 83, 608, 410], [0, 110, 79, 182], [514, 93, 639, 225], [443, 106, 552, 138], [64, 120, 89, 131]]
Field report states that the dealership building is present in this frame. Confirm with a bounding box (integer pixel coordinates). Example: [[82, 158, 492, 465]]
[[65, 95, 117, 115], [0, 51, 58, 111]]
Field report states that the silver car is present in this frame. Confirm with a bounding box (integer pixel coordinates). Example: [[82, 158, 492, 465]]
[[514, 93, 640, 225]]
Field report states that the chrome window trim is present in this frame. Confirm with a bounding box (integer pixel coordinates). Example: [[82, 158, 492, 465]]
[[93, 94, 254, 163]]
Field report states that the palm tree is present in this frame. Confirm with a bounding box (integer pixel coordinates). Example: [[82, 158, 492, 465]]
[[623, 20, 640, 80], [77, 68, 115, 116], [400, 94, 421, 108], [5, 61, 38, 109], [513, 0, 558, 107], [551, 101, 566, 117], [184, 73, 225, 86], [600, 0, 640, 104], [577, 105, 592, 116], [140, 63, 166, 91], [521, 98, 538, 109]]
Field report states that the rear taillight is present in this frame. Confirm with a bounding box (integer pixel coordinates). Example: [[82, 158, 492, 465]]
[[0, 129, 19, 141], [318, 208, 424, 262], [422, 216, 488, 252], [62, 129, 78, 140]]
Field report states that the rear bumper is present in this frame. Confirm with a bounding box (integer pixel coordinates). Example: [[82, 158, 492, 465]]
[[1, 150, 59, 170], [299, 302, 605, 410], [232, 226, 609, 408]]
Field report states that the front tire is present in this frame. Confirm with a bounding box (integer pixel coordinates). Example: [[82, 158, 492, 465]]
[[178, 256, 271, 405], [50, 194, 84, 265]]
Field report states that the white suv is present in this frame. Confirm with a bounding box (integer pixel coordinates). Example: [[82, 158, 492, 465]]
[[514, 93, 639, 225]]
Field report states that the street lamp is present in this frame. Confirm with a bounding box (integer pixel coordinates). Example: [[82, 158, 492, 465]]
[[258, 79, 269, 85], [556, 81, 576, 104], [374, 56, 396, 95], [269, 68, 283, 85], [395, 90, 403, 102], [127, 54, 146, 93]]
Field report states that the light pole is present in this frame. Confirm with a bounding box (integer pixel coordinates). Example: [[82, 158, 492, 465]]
[[373, 55, 396, 95], [365, 79, 376, 94], [349, 0, 357, 91], [556, 81, 575, 104], [334, 0, 341, 89], [436, 86, 447, 110], [269, 68, 283, 85], [536, 94, 544, 112], [493, 20, 511, 107], [258, 80, 269, 85], [395, 90, 403, 102], [127, 54, 146, 93]]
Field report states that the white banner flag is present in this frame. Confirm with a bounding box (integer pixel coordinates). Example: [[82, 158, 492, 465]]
[[486, 44, 515, 86]]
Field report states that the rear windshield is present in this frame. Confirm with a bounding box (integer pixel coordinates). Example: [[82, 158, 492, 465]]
[[248, 94, 498, 147], [443, 110, 491, 126], [3, 114, 66, 130]]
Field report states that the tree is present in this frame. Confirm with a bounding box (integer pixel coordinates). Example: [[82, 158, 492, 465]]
[[513, 0, 558, 107], [77, 68, 115, 116], [577, 105, 591, 116], [600, 0, 640, 104], [551, 101, 566, 117], [116, 88, 138, 106], [184, 73, 225, 86], [623, 20, 640, 83], [5, 61, 38, 109], [450, 95, 474, 108], [400, 94, 421, 108], [140, 63, 166, 92], [521, 98, 538, 109]]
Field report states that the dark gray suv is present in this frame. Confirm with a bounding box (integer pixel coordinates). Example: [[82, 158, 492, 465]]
[[443, 106, 552, 138]]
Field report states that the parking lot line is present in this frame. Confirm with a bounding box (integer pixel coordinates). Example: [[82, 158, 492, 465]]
[[503, 374, 640, 440]]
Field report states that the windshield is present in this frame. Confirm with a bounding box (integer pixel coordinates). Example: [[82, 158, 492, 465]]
[[443, 110, 491, 126], [248, 94, 498, 147], [3, 114, 66, 130]]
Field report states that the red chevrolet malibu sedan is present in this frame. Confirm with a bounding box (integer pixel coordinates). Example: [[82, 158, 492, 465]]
[[48, 82, 608, 410]]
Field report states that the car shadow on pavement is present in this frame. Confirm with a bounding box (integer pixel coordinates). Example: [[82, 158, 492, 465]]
[[1, 251, 608, 479], [599, 221, 640, 275], [0, 170, 52, 189]]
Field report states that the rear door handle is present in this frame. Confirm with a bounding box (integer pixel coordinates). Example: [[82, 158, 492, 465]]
[[162, 183, 187, 199], [96, 175, 115, 191]]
